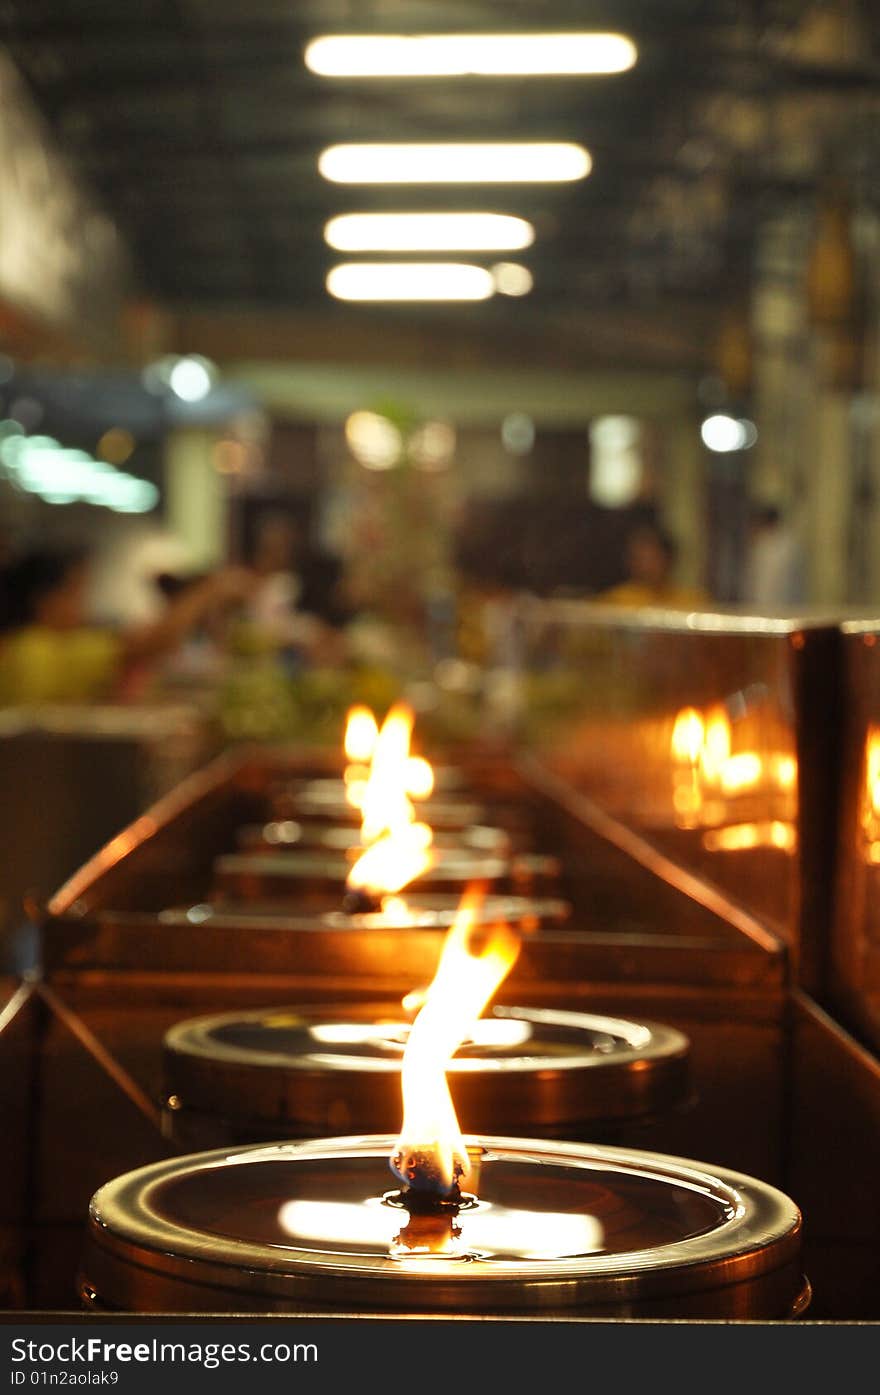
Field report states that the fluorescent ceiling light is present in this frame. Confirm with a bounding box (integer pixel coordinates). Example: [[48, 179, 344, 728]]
[[305, 33, 637, 77], [324, 212, 535, 252], [326, 262, 495, 302], [319, 143, 590, 184], [492, 262, 533, 296]]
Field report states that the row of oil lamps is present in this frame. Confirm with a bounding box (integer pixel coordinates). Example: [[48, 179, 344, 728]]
[[80, 706, 808, 1319]]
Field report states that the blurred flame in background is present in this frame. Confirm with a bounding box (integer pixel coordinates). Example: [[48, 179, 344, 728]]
[[344, 704, 436, 908]]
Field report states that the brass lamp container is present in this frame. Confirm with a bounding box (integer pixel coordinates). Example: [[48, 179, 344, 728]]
[[80, 1136, 809, 1319], [211, 849, 560, 905], [161, 1003, 691, 1149]]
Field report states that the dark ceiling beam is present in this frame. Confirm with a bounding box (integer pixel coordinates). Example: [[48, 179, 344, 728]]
[[168, 299, 711, 374]]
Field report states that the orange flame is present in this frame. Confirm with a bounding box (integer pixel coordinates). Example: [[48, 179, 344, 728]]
[[344, 706, 379, 763], [391, 888, 520, 1198], [347, 703, 436, 902], [347, 821, 433, 896]]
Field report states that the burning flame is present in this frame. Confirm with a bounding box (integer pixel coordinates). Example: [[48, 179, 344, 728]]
[[344, 706, 379, 764], [347, 821, 433, 896], [346, 703, 436, 904], [390, 888, 520, 1199]]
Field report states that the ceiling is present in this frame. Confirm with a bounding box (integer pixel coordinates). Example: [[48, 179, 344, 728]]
[[5, 0, 880, 371]]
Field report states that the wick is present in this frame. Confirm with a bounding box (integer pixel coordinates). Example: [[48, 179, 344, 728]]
[[342, 887, 382, 914]]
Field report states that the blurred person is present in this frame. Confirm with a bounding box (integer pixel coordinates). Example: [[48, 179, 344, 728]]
[[246, 512, 346, 668], [598, 522, 707, 609], [743, 504, 805, 609], [0, 545, 254, 706]]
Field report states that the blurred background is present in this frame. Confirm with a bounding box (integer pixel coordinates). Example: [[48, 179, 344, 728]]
[[1, 0, 880, 941]]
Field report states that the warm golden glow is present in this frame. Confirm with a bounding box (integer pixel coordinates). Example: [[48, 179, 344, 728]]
[[347, 821, 434, 896], [381, 895, 415, 924], [405, 755, 435, 800], [344, 705, 379, 763], [702, 820, 797, 853], [866, 728, 880, 816], [359, 704, 417, 842], [391, 889, 520, 1196], [342, 703, 437, 904], [700, 706, 732, 782], [718, 752, 765, 794], [671, 708, 705, 763], [276, 1196, 603, 1260], [772, 754, 798, 793]]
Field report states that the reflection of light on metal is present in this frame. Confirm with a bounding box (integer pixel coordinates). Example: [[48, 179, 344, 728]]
[[319, 143, 591, 184], [718, 752, 764, 794], [673, 785, 703, 817], [702, 821, 797, 853], [277, 1196, 603, 1260], [671, 708, 705, 762], [772, 754, 797, 792], [262, 819, 302, 845], [306, 1015, 532, 1052], [327, 262, 495, 301], [391, 889, 520, 1196], [382, 895, 414, 924], [325, 212, 534, 252], [671, 707, 704, 829], [860, 727, 880, 861], [866, 729, 880, 815], [700, 706, 731, 782], [492, 262, 533, 296], [344, 411, 403, 469], [305, 32, 637, 77]]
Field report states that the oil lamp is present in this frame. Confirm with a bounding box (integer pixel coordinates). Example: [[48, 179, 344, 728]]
[[214, 705, 557, 911], [161, 910, 690, 1149], [273, 703, 486, 831], [82, 893, 806, 1318]]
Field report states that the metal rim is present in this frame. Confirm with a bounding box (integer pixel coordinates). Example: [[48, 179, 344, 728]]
[[162, 1004, 691, 1131], [85, 1135, 802, 1312]]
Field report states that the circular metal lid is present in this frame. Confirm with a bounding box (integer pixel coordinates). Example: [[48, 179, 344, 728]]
[[158, 893, 570, 933], [239, 821, 512, 856], [214, 848, 511, 887], [274, 785, 486, 830], [162, 1005, 690, 1133], [85, 1135, 802, 1313]]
